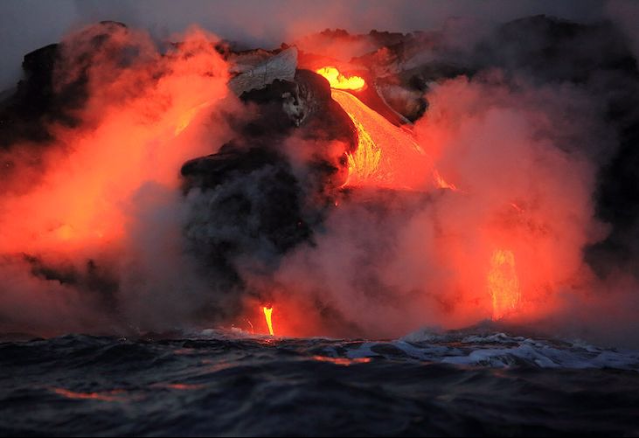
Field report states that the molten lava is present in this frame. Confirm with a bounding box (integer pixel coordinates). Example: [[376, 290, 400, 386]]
[[488, 249, 521, 320], [263, 306, 275, 336], [433, 170, 458, 192], [316, 66, 453, 191], [331, 89, 434, 189], [315, 66, 365, 91], [174, 101, 212, 136]]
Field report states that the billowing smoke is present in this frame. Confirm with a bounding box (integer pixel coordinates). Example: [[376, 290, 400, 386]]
[[235, 15, 639, 345], [269, 78, 603, 335], [1, 9, 639, 347], [0, 22, 235, 335]]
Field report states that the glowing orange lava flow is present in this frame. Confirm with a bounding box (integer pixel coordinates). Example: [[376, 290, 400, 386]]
[[316, 66, 365, 91], [488, 249, 521, 320], [263, 306, 275, 336], [174, 101, 212, 136], [331, 89, 434, 189], [315, 66, 454, 190]]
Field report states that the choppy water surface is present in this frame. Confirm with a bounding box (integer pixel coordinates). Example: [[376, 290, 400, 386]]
[[1, 328, 638, 436]]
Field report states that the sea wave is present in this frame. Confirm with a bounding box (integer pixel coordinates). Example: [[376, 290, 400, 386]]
[[1, 329, 639, 436]]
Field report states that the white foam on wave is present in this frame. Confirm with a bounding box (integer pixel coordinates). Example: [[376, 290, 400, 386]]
[[182, 326, 639, 371], [391, 328, 639, 370]]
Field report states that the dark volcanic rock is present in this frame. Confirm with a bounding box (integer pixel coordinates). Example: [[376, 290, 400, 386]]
[[183, 146, 311, 258], [238, 69, 356, 148], [181, 145, 284, 192], [228, 47, 298, 95], [181, 144, 314, 302], [476, 15, 637, 84], [375, 62, 472, 122], [181, 69, 358, 290], [0, 44, 77, 148], [20, 254, 119, 315], [0, 21, 131, 149]]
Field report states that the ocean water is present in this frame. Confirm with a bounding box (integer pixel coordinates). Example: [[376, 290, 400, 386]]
[[1, 328, 638, 437]]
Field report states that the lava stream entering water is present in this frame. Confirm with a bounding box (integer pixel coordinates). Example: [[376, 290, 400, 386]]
[[263, 306, 275, 336], [488, 249, 521, 320]]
